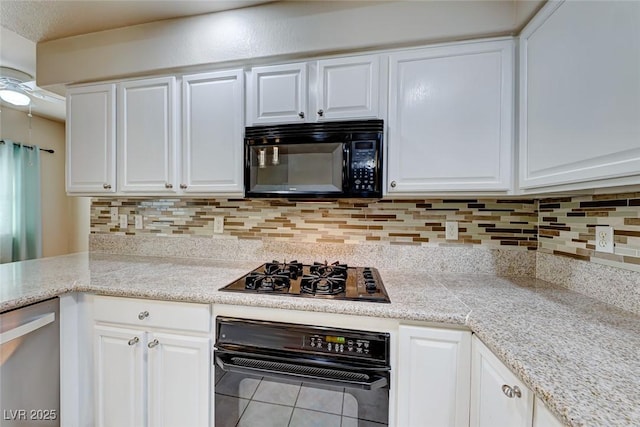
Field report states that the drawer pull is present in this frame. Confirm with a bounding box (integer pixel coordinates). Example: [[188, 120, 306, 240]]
[[103, 183, 112, 190], [128, 337, 139, 346], [138, 311, 149, 320], [501, 384, 522, 398], [148, 339, 159, 349]]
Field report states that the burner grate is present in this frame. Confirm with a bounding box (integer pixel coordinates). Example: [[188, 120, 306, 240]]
[[245, 272, 290, 291]]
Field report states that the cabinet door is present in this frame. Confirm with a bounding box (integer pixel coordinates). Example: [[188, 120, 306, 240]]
[[470, 336, 533, 427], [94, 324, 145, 427], [519, 1, 640, 190], [182, 70, 244, 194], [118, 77, 177, 193], [248, 63, 307, 124], [66, 84, 116, 194], [388, 40, 514, 193], [147, 332, 210, 427], [396, 325, 471, 427], [533, 397, 563, 427], [316, 55, 380, 120]]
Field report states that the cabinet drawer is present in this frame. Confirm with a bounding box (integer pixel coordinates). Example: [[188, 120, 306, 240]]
[[93, 296, 210, 333]]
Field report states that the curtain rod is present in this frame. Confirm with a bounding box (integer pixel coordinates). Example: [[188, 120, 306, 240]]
[[0, 139, 54, 154]]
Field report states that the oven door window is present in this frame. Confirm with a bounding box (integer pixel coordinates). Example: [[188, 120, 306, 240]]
[[247, 143, 345, 195], [214, 368, 389, 426]]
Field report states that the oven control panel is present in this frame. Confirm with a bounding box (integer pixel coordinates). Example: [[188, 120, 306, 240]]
[[215, 317, 390, 364], [307, 333, 383, 360]]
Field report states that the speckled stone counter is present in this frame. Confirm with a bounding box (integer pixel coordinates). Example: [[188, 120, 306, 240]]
[[2, 252, 639, 427]]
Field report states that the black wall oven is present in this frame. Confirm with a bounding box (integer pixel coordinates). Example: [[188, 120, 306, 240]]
[[244, 120, 383, 198], [214, 317, 391, 427]]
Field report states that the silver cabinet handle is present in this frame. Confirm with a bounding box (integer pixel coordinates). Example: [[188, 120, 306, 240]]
[[501, 384, 522, 398], [128, 337, 139, 346], [298, 112, 305, 119], [390, 181, 397, 188], [148, 339, 159, 349], [138, 311, 149, 320], [165, 183, 173, 189], [180, 184, 187, 189], [103, 183, 112, 189], [317, 109, 324, 117]]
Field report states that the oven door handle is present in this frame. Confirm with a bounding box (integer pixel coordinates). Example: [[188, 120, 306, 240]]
[[215, 351, 389, 391]]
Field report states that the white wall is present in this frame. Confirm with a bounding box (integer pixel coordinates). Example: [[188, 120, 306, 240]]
[[0, 106, 90, 256], [36, 0, 543, 88]]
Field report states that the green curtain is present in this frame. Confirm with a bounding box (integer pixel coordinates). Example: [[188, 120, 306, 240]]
[[0, 141, 42, 264]]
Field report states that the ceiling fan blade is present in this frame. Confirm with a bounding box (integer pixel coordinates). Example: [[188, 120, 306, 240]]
[[21, 80, 65, 104], [30, 90, 65, 104]]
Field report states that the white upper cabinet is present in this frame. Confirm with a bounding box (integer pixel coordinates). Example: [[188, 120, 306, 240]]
[[117, 76, 177, 193], [470, 336, 533, 427], [182, 70, 244, 194], [519, 1, 640, 191], [247, 55, 381, 125], [248, 63, 308, 124], [66, 84, 116, 194], [315, 55, 380, 120], [387, 39, 514, 194]]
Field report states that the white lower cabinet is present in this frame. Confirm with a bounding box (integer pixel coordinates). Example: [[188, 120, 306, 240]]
[[93, 296, 211, 427], [396, 325, 471, 427], [533, 397, 564, 427], [95, 325, 145, 427], [470, 335, 533, 427], [147, 332, 210, 427]]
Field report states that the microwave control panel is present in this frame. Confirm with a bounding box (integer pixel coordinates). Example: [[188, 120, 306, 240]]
[[350, 140, 379, 193]]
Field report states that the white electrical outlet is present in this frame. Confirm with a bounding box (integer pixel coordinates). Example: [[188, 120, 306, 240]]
[[595, 226, 614, 253], [134, 215, 144, 229], [119, 214, 128, 229], [213, 216, 224, 234], [110, 207, 119, 222], [445, 221, 459, 240]]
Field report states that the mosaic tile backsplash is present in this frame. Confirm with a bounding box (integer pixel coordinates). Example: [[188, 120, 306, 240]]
[[90, 198, 538, 249], [539, 193, 640, 270]]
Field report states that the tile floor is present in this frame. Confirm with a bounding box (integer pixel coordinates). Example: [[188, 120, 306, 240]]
[[214, 368, 388, 427]]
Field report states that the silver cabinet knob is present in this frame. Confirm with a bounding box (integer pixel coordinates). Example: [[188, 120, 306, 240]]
[[298, 112, 305, 119], [390, 181, 397, 188], [180, 184, 187, 189], [148, 339, 159, 349], [501, 384, 522, 398], [317, 109, 324, 117], [128, 337, 139, 346], [138, 311, 149, 320], [165, 183, 173, 189], [103, 183, 112, 190]]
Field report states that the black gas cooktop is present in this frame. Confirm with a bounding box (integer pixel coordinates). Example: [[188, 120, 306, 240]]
[[219, 261, 390, 303]]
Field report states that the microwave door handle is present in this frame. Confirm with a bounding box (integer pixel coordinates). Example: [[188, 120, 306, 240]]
[[343, 144, 350, 193]]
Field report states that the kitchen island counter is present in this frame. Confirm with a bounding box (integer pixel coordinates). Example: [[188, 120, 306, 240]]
[[1, 252, 638, 427]]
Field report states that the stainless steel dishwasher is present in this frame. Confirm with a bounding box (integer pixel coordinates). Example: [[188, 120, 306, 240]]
[[0, 298, 60, 426]]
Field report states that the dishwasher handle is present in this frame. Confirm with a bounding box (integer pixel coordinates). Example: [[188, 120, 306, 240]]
[[0, 312, 56, 345]]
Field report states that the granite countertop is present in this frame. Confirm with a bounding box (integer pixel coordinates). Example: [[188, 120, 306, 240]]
[[1, 252, 639, 427]]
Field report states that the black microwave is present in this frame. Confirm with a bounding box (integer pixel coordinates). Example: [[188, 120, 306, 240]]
[[244, 120, 383, 198]]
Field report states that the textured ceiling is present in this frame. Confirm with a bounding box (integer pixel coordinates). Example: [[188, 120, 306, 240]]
[[0, 0, 276, 42]]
